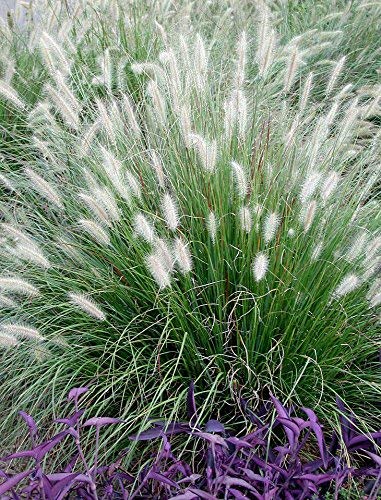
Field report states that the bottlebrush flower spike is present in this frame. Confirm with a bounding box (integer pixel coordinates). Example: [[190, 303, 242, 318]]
[[1, 324, 44, 341], [68, 292, 106, 321], [174, 237, 193, 274], [146, 252, 171, 289], [150, 151, 166, 188], [207, 212, 218, 244], [147, 80, 167, 125], [311, 242, 324, 261], [369, 291, 381, 308], [0, 79, 25, 109], [161, 193, 179, 231], [321, 171, 340, 202], [332, 274, 360, 299], [263, 212, 280, 244], [303, 200, 317, 232], [25, 167, 63, 209], [134, 213, 155, 243], [78, 219, 111, 246], [11, 242, 51, 269], [239, 206, 253, 233], [231, 161, 248, 199], [189, 133, 217, 172], [284, 46, 300, 93], [236, 31, 247, 89], [326, 56, 346, 96], [299, 171, 322, 204], [300, 72, 313, 113], [153, 238, 174, 273], [0, 294, 17, 308], [0, 333, 18, 347], [253, 253, 269, 282], [0, 277, 39, 297]]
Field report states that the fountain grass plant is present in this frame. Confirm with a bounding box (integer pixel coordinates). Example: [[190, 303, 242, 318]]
[[0, 0, 380, 462]]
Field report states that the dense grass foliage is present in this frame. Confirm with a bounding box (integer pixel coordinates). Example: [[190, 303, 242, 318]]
[[0, 0, 380, 463]]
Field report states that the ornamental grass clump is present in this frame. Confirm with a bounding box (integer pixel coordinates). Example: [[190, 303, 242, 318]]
[[0, 0, 380, 458]]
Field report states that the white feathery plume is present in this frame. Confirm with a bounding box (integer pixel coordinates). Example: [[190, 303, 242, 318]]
[[0, 332, 18, 347], [0, 79, 25, 109], [78, 219, 111, 246], [332, 274, 360, 299], [0, 173, 16, 192], [122, 94, 141, 136], [134, 213, 155, 243], [236, 31, 247, 89], [303, 200, 317, 232], [364, 236, 381, 265], [1, 323, 44, 341], [125, 170, 141, 200], [40, 31, 71, 76], [285, 114, 300, 149], [311, 242, 323, 261], [91, 186, 120, 222], [239, 206, 253, 233], [337, 97, 359, 144], [299, 171, 322, 204], [194, 33, 208, 90], [162, 193, 179, 231], [179, 105, 192, 147], [150, 151, 166, 188], [288, 228, 295, 238], [256, 7, 277, 78], [326, 56, 346, 96], [159, 49, 181, 112], [96, 98, 116, 144], [252, 252, 269, 282], [153, 238, 174, 272], [334, 83, 354, 101], [231, 161, 248, 199], [369, 291, 381, 308], [68, 292, 106, 321], [263, 212, 280, 244], [189, 133, 217, 172], [321, 171, 340, 202], [300, 72, 313, 113], [207, 211, 218, 244], [93, 48, 112, 92], [146, 252, 171, 289], [79, 119, 101, 157], [1, 223, 37, 249], [284, 46, 300, 93], [0, 277, 39, 297], [174, 237, 193, 274], [131, 62, 166, 81], [346, 231, 368, 262], [45, 75, 80, 130], [12, 242, 51, 269], [0, 294, 17, 308], [78, 193, 112, 225], [100, 147, 131, 202], [25, 167, 63, 209], [224, 96, 236, 140], [147, 80, 167, 125]]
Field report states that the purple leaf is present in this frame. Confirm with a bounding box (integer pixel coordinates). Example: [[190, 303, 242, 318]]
[[18, 412, 38, 440], [82, 417, 120, 427], [67, 387, 89, 402], [0, 470, 34, 496], [147, 471, 179, 488], [205, 419, 224, 434], [55, 410, 84, 427]]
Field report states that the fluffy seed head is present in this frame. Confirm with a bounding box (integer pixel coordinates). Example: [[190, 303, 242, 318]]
[[153, 238, 174, 273], [68, 292, 106, 321], [134, 213, 155, 243], [253, 253, 269, 282], [0, 277, 39, 297], [263, 212, 280, 244], [239, 206, 253, 233], [173, 237, 193, 274], [311, 242, 324, 261], [12, 242, 51, 269], [146, 253, 171, 289], [326, 56, 346, 96], [332, 274, 360, 299], [0, 79, 25, 109], [321, 171, 340, 202], [369, 291, 381, 308], [300, 171, 322, 204], [25, 167, 63, 209], [78, 219, 111, 246], [0, 332, 18, 347], [150, 151, 166, 188], [303, 200, 317, 232], [0, 294, 17, 308], [162, 193, 179, 231], [189, 134, 217, 173], [231, 161, 248, 199], [207, 212, 218, 244], [1, 324, 44, 340]]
